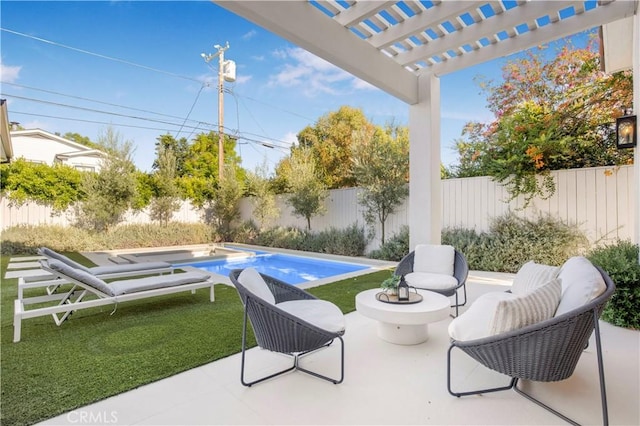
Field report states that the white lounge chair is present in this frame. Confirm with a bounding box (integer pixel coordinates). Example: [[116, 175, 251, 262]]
[[13, 258, 215, 342], [35, 247, 174, 295]]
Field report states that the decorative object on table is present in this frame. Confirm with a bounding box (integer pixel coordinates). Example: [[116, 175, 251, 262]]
[[375, 290, 423, 304], [380, 272, 401, 296], [616, 110, 637, 149], [397, 275, 410, 301]]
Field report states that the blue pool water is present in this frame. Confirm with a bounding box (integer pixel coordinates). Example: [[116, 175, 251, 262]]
[[177, 252, 369, 285]]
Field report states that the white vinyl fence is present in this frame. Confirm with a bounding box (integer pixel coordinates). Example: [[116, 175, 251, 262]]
[[1, 165, 635, 250]]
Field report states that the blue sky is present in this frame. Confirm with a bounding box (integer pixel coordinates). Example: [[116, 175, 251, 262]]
[[0, 1, 594, 173]]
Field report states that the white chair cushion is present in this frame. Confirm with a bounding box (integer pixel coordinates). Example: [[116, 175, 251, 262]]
[[278, 300, 345, 333], [414, 244, 455, 276], [448, 291, 514, 341], [554, 256, 606, 317], [490, 278, 561, 335], [404, 272, 458, 290], [511, 260, 560, 295], [238, 267, 275, 304]]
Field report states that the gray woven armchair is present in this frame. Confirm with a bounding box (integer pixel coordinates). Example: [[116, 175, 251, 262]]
[[395, 248, 469, 316], [447, 265, 615, 426], [229, 268, 345, 386]]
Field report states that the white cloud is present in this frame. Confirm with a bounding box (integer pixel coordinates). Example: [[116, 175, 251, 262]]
[[352, 79, 377, 91], [269, 47, 364, 97], [1, 61, 22, 83], [242, 30, 257, 41], [234, 75, 252, 85], [282, 131, 298, 146], [251, 55, 265, 61]]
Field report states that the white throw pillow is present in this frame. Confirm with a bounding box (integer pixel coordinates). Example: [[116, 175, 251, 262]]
[[278, 299, 345, 333], [238, 267, 275, 304], [490, 278, 561, 335], [512, 261, 560, 295], [448, 291, 515, 341], [413, 244, 455, 276], [554, 256, 606, 317]]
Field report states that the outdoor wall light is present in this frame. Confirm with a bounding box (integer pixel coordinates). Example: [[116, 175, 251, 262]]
[[616, 110, 637, 149]]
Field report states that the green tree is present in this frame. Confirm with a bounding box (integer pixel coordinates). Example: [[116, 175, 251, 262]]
[[149, 144, 181, 226], [284, 147, 327, 230], [451, 36, 633, 203], [209, 162, 244, 240], [352, 124, 409, 244], [246, 160, 279, 230], [295, 106, 374, 188], [62, 132, 99, 149], [0, 158, 84, 211], [153, 134, 189, 176], [75, 127, 138, 231]]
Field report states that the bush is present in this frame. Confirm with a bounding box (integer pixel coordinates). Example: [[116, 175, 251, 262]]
[[368, 226, 409, 261], [1, 223, 213, 255], [442, 213, 589, 273], [587, 240, 640, 330]]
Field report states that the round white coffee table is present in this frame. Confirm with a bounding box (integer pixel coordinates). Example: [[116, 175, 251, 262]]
[[355, 288, 450, 345]]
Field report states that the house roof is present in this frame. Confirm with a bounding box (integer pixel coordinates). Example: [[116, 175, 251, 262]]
[[10, 128, 104, 154], [0, 99, 13, 162], [215, 0, 638, 104]]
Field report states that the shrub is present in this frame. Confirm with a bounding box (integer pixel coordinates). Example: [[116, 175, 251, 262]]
[[1, 223, 213, 255], [368, 226, 409, 261], [587, 240, 640, 330], [442, 213, 589, 272]]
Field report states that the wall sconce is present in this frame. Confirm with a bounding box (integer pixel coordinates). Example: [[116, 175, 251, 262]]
[[616, 110, 637, 149]]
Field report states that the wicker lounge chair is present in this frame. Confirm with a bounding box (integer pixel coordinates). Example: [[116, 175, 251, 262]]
[[229, 268, 345, 386], [395, 245, 469, 316], [14, 258, 215, 342], [447, 264, 615, 426]]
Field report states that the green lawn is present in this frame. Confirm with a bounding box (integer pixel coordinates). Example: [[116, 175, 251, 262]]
[[0, 254, 389, 425]]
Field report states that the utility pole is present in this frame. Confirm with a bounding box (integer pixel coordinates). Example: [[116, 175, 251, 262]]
[[201, 42, 232, 181]]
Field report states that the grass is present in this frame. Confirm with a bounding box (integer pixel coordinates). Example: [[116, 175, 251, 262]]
[[0, 253, 390, 425]]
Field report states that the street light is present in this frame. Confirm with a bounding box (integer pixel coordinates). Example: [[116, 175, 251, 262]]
[[201, 42, 235, 180]]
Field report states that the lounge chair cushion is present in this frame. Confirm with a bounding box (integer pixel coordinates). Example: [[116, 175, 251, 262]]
[[404, 272, 458, 290], [238, 267, 275, 304], [512, 261, 560, 295], [40, 246, 171, 276], [448, 278, 561, 341], [555, 256, 606, 317], [413, 244, 455, 276], [46, 259, 115, 297], [108, 272, 209, 296], [39, 247, 91, 272], [278, 299, 345, 333]]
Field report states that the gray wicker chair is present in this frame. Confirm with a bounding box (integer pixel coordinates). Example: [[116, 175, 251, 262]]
[[395, 248, 469, 316], [447, 265, 615, 426], [229, 269, 345, 386]]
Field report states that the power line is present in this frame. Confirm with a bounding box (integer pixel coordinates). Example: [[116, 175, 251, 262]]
[[0, 27, 201, 83]]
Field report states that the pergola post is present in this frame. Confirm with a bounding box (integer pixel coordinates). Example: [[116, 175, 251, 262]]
[[408, 73, 441, 249], [634, 11, 640, 255]]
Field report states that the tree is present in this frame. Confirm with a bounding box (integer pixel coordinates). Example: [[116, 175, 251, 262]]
[[153, 134, 189, 176], [209, 162, 244, 240], [149, 144, 181, 226], [245, 160, 279, 230], [295, 106, 375, 188], [283, 147, 327, 230], [62, 132, 99, 149], [450, 36, 633, 204], [75, 127, 138, 231], [352, 124, 409, 244]]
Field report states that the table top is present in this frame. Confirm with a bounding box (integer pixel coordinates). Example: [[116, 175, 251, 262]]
[[355, 288, 451, 325]]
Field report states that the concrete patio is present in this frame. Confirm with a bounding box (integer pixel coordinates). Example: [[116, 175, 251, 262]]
[[39, 272, 639, 426]]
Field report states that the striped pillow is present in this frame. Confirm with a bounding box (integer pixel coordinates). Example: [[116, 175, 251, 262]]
[[512, 261, 560, 295], [490, 278, 561, 335]]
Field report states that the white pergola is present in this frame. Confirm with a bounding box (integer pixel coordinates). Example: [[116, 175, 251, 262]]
[[215, 0, 640, 248]]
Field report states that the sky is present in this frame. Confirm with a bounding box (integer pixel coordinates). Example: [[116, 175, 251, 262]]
[[0, 1, 595, 173]]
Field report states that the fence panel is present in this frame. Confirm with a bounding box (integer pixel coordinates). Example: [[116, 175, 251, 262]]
[[2, 165, 635, 249]]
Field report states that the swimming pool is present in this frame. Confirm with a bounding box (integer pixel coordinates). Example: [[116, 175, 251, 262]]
[[176, 251, 370, 285]]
